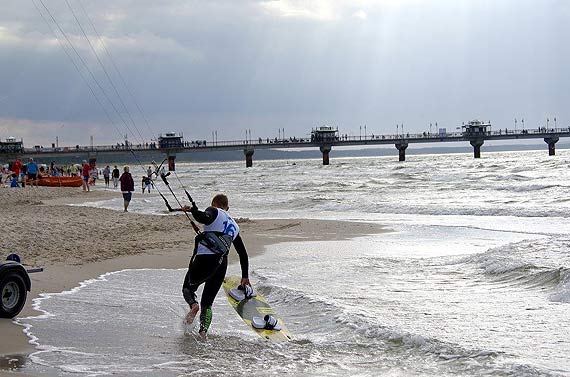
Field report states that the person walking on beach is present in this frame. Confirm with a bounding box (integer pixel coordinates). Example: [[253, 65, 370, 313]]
[[103, 166, 111, 188], [112, 166, 120, 189], [141, 175, 152, 193], [27, 158, 38, 187], [81, 160, 90, 192], [181, 194, 250, 338], [119, 166, 134, 212]]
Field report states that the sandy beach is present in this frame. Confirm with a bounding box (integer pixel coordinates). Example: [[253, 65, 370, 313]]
[[0, 186, 386, 375]]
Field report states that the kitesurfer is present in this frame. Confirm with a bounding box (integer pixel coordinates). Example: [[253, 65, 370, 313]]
[[181, 194, 250, 338]]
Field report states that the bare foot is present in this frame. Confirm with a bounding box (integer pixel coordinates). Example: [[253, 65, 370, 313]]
[[185, 303, 199, 325]]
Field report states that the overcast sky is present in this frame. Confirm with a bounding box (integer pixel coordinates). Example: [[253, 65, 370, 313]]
[[0, 0, 568, 146]]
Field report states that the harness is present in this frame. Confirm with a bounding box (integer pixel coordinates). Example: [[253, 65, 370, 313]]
[[195, 231, 233, 257], [185, 231, 232, 290]]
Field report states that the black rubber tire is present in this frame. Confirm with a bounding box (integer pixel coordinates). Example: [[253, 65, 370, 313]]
[[0, 272, 27, 318]]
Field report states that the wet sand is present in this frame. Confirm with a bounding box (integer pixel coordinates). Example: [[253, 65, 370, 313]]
[[0, 186, 386, 375]]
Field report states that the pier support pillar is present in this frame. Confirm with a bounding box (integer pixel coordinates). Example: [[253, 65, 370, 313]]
[[395, 143, 408, 162], [244, 147, 254, 168], [161, 146, 184, 171], [544, 136, 559, 156], [470, 139, 484, 159], [320, 145, 332, 165], [167, 153, 176, 171]]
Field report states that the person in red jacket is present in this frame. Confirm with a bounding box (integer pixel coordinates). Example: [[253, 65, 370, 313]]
[[12, 159, 22, 183], [119, 166, 135, 212], [81, 160, 90, 192]]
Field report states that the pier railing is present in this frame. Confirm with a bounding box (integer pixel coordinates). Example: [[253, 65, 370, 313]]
[[21, 126, 570, 154]]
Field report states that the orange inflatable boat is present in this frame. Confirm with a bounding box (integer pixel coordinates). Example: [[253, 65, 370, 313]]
[[27, 176, 83, 188]]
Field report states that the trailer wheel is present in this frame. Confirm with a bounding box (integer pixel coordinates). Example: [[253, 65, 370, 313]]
[[0, 272, 27, 318]]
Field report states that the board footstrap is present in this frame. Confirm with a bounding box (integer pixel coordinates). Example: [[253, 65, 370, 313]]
[[229, 285, 256, 301], [252, 315, 282, 331]]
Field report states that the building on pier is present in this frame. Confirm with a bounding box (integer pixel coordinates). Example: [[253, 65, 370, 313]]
[[311, 126, 339, 143], [0, 137, 24, 154], [462, 120, 491, 137], [158, 132, 184, 171], [158, 132, 184, 149]]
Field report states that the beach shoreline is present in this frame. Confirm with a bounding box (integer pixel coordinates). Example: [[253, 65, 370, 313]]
[[0, 186, 387, 375]]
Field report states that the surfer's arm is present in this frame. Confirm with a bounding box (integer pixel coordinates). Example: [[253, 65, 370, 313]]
[[234, 234, 249, 282], [185, 206, 218, 225]]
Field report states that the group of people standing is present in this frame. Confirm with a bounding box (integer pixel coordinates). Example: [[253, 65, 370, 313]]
[[82, 163, 122, 191], [80, 161, 135, 212], [1, 157, 39, 187]]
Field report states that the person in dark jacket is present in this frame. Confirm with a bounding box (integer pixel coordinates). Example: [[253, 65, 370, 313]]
[[112, 166, 120, 189], [119, 166, 135, 212]]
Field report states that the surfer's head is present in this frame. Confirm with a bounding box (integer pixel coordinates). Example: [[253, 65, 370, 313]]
[[211, 194, 229, 211]]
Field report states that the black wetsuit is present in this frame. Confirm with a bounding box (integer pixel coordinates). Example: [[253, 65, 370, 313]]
[[182, 207, 249, 327]]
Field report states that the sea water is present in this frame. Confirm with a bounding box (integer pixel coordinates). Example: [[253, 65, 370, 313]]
[[16, 150, 570, 376]]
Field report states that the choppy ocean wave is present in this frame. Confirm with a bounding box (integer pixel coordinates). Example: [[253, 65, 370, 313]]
[[276, 197, 570, 218], [550, 272, 570, 303], [76, 150, 570, 222], [451, 237, 570, 302], [494, 183, 566, 192], [255, 274, 559, 377]]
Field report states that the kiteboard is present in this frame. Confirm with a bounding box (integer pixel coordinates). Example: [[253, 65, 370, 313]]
[[222, 275, 293, 342]]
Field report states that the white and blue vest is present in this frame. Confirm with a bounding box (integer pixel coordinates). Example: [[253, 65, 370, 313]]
[[196, 208, 240, 255]]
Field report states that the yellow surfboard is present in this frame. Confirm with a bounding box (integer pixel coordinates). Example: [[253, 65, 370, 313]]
[[222, 276, 293, 342]]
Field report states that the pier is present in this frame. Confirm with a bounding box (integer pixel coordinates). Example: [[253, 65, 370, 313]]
[[2, 121, 570, 168]]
